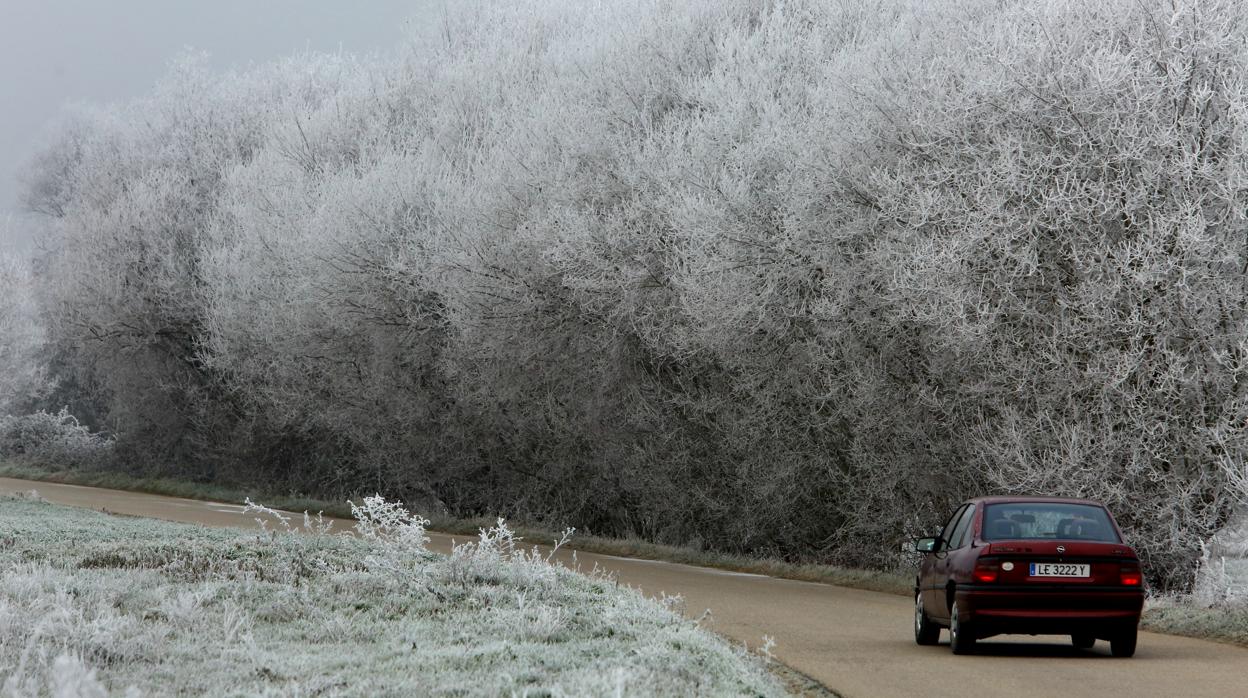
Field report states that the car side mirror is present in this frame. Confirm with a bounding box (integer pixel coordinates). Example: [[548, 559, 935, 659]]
[[915, 537, 938, 553]]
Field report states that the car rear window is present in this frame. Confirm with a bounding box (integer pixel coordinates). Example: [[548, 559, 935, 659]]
[[981, 502, 1120, 543]]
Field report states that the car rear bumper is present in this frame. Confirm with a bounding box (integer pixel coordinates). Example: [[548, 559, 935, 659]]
[[956, 584, 1144, 638]]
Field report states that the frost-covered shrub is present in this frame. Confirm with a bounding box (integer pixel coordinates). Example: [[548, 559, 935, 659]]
[[0, 409, 113, 468], [343, 496, 575, 603], [438, 517, 575, 593], [350, 494, 430, 552]]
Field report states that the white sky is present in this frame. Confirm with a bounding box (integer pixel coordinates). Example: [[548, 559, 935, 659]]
[[0, 0, 435, 253]]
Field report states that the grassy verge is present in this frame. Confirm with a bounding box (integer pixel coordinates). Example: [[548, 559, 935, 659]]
[[1141, 596, 1248, 648], [0, 493, 784, 696]]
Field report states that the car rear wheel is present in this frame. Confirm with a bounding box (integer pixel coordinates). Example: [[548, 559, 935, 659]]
[[915, 593, 940, 645], [1071, 634, 1095, 650], [949, 601, 976, 655], [1110, 626, 1137, 658]]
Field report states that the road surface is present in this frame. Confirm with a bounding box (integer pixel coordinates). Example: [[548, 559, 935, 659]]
[[1, 477, 1244, 697]]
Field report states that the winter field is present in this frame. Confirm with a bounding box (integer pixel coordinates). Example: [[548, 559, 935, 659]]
[[0, 492, 783, 696], [3, 2, 1248, 691]]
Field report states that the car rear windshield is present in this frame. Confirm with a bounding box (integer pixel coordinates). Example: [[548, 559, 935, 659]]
[[981, 502, 1120, 543]]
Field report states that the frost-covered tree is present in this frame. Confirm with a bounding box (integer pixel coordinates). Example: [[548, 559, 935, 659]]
[[27, 54, 314, 473], [20, 0, 1248, 588], [818, 0, 1248, 583], [0, 247, 47, 415]]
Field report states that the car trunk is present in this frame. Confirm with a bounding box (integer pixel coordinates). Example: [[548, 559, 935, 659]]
[[983, 540, 1140, 586]]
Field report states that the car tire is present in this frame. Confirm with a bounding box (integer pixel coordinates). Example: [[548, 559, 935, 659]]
[[1071, 634, 1095, 650], [1110, 626, 1137, 658], [949, 601, 976, 655], [915, 593, 940, 645]]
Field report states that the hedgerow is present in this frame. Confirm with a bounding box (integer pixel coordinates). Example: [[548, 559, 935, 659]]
[[11, 0, 1248, 589]]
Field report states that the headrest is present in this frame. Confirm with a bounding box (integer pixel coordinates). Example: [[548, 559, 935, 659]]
[[986, 519, 1019, 540], [1068, 519, 1102, 539]]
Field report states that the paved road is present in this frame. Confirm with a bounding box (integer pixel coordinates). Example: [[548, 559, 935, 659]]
[[2, 477, 1245, 697]]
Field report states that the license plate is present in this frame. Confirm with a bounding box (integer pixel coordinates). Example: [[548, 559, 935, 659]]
[[1029, 562, 1090, 578]]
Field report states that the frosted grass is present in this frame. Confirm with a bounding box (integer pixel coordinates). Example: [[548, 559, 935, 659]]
[[0, 494, 783, 697]]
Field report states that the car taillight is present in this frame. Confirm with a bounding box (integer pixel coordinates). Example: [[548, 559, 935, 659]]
[[973, 562, 999, 583], [1119, 566, 1142, 586]]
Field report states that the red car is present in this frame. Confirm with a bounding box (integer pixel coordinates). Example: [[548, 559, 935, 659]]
[[914, 496, 1145, 656]]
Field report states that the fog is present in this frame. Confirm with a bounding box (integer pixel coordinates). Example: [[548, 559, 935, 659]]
[[0, 0, 433, 253]]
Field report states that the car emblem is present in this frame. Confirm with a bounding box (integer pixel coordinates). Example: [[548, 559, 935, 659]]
[[1056, 545, 1066, 554]]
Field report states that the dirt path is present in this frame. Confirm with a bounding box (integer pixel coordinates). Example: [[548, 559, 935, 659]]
[[2, 477, 1244, 697]]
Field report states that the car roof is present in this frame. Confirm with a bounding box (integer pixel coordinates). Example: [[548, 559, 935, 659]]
[[965, 495, 1106, 507]]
